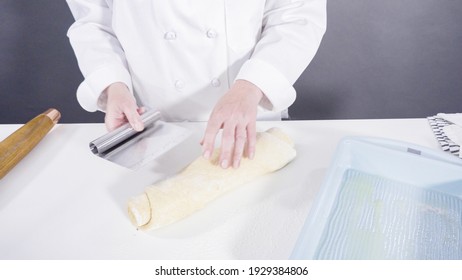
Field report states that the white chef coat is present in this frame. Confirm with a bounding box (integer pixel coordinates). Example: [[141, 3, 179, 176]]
[[66, 0, 326, 121]]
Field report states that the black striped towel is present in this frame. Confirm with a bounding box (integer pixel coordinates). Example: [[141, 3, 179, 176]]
[[427, 114, 462, 158]]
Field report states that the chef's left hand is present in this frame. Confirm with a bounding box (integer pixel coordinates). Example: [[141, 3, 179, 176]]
[[201, 79, 263, 169]]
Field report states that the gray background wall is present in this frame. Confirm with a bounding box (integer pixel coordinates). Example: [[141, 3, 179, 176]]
[[1, 0, 461, 124]]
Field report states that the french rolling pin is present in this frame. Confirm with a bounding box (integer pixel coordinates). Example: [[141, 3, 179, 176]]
[[0, 108, 61, 179]]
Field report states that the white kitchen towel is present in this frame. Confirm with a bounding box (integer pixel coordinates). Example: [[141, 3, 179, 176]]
[[437, 113, 462, 127], [427, 114, 462, 158]]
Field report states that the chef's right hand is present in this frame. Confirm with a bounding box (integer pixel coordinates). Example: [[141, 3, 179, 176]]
[[101, 82, 144, 132]]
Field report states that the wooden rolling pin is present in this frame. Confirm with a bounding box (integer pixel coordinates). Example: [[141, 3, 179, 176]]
[[0, 108, 61, 179]]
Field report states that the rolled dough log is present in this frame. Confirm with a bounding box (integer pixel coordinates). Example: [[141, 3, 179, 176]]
[[127, 127, 296, 230]]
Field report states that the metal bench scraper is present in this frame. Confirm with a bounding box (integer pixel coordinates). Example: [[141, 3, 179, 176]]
[[89, 109, 191, 169]]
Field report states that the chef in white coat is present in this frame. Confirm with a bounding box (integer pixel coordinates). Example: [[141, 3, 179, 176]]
[[66, 0, 326, 169]]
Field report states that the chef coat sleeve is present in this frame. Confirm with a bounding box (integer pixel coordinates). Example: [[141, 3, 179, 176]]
[[66, 0, 133, 112], [235, 0, 326, 112]]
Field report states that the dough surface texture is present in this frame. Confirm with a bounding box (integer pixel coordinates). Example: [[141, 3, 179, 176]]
[[127, 127, 296, 230]]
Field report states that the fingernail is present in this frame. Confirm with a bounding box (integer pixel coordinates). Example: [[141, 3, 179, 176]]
[[233, 159, 240, 169], [135, 123, 144, 131], [221, 159, 229, 169], [203, 150, 211, 160], [249, 152, 255, 160]]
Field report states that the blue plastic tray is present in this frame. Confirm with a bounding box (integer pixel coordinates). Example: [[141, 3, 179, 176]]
[[291, 137, 462, 260]]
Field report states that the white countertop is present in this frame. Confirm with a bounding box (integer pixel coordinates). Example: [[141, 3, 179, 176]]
[[0, 119, 441, 259]]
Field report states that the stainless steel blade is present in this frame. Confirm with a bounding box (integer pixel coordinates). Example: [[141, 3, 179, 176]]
[[89, 110, 191, 169]]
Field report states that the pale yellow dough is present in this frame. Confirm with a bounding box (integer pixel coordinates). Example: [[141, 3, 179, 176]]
[[127, 127, 296, 230]]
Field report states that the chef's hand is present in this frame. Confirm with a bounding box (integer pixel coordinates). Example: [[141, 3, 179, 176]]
[[201, 79, 263, 169], [101, 82, 144, 132]]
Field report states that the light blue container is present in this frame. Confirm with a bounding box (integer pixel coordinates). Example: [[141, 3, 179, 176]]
[[291, 137, 462, 260]]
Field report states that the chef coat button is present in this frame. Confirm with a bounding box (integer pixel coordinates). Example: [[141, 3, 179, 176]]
[[211, 78, 221, 87], [175, 80, 185, 89], [164, 31, 177, 40], [206, 29, 218, 39]]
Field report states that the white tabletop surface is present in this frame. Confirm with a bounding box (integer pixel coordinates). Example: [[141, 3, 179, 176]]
[[0, 119, 441, 259]]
